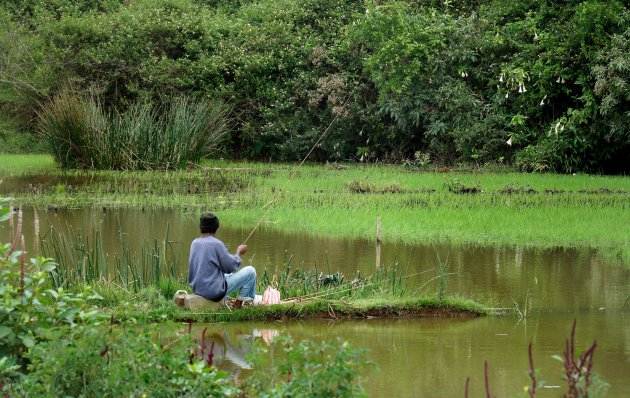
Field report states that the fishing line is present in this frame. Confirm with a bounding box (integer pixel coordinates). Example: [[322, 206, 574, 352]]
[[242, 92, 353, 245]]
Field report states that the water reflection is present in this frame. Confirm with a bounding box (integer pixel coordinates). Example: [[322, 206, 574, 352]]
[[185, 325, 280, 374], [198, 313, 630, 398], [0, 175, 94, 194]]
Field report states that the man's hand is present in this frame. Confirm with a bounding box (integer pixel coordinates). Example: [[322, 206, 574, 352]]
[[236, 244, 248, 256]]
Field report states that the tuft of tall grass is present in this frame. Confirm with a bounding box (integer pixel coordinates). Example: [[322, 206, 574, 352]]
[[40, 224, 184, 292], [258, 258, 407, 301], [38, 92, 230, 170]]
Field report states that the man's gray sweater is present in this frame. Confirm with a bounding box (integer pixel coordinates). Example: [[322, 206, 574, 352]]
[[188, 236, 242, 301]]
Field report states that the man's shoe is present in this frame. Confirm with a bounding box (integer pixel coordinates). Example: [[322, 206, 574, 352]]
[[235, 296, 254, 309]]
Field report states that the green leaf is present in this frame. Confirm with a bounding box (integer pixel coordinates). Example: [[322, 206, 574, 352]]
[[551, 354, 564, 363], [0, 325, 12, 339], [20, 334, 35, 348], [41, 262, 57, 273]]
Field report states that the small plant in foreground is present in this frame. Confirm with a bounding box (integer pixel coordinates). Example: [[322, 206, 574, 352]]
[[464, 320, 608, 397], [0, 199, 102, 362], [12, 322, 238, 397], [244, 335, 372, 398], [553, 320, 609, 398]]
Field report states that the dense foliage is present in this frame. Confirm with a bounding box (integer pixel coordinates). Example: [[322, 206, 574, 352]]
[[13, 326, 240, 397], [0, 202, 102, 362], [0, 0, 628, 172]]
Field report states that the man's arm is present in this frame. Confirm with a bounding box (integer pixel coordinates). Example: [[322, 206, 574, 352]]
[[217, 242, 246, 273]]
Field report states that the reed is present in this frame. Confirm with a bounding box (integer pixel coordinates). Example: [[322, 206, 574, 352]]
[[40, 224, 184, 292], [465, 320, 609, 397], [258, 261, 407, 301], [38, 93, 230, 170]]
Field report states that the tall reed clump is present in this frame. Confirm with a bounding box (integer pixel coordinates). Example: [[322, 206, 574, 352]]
[[39, 92, 231, 170], [40, 224, 183, 293]]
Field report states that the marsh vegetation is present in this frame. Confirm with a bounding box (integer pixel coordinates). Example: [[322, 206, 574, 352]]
[[3, 158, 629, 265]]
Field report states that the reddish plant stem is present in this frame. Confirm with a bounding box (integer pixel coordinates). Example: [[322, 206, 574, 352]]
[[464, 377, 470, 398], [563, 319, 597, 398], [20, 235, 25, 302], [206, 341, 215, 367], [34, 208, 40, 256], [484, 360, 493, 398], [8, 203, 14, 244], [528, 343, 537, 398]]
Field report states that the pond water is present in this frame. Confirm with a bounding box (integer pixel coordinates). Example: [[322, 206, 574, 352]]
[[189, 313, 629, 397], [0, 172, 251, 195], [1, 207, 629, 396], [0, 175, 94, 194]]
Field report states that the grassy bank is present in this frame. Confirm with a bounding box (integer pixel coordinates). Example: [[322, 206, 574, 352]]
[[3, 154, 629, 264], [174, 296, 489, 322], [93, 283, 488, 323]]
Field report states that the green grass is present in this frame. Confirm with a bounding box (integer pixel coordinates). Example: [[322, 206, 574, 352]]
[[0, 154, 56, 175], [4, 154, 630, 264], [93, 284, 488, 323], [173, 296, 489, 323]]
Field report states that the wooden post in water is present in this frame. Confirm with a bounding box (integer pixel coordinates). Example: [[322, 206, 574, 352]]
[[376, 216, 382, 268]]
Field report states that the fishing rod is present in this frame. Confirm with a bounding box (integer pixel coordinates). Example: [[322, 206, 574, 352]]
[[242, 92, 353, 245]]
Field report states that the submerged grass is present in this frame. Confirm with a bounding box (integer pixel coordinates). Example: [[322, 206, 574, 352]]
[[5, 155, 630, 265]]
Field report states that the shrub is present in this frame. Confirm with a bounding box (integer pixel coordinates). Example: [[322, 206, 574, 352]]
[[2, 0, 630, 171], [0, 201, 103, 361], [14, 324, 239, 397], [244, 335, 371, 398], [39, 92, 230, 170]]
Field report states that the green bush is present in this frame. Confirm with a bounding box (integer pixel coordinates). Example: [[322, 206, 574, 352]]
[[10, 325, 371, 397], [1, 0, 629, 171], [244, 335, 371, 398], [15, 325, 239, 397], [0, 252, 102, 358], [39, 92, 230, 170], [0, 199, 103, 361]]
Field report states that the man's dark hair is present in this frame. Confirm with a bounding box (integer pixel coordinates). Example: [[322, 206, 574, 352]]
[[200, 212, 219, 233]]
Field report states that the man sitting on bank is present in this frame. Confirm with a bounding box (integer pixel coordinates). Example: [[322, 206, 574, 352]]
[[188, 212, 259, 308]]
